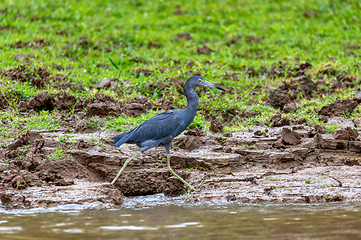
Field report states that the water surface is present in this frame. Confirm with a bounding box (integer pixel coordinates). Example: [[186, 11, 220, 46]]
[[0, 194, 360, 239]]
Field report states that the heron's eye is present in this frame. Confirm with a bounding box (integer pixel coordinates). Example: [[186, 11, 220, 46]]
[[198, 79, 204, 83]]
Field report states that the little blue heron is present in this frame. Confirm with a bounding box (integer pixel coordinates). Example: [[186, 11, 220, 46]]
[[111, 75, 225, 191]]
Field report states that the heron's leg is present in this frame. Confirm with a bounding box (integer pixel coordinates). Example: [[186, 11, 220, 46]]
[[111, 152, 141, 184], [167, 154, 197, 192]]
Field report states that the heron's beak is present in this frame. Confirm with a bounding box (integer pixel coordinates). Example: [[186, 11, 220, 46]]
[[203, 81, 226, 91]]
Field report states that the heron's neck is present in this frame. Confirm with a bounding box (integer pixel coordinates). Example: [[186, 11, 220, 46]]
[[184, 86, 199, 114]]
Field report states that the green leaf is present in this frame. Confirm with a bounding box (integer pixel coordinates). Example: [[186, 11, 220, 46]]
[[107, 57, 120, 71]]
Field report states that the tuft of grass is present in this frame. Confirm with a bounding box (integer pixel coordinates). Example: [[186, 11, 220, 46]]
[[46, 147, 64, 160], [325, 124, 339, 134], [86, 136, 100, 142], [59, 134, 75, 143]]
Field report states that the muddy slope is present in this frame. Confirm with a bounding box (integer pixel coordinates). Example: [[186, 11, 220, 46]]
[[1, 120, 361, 208]]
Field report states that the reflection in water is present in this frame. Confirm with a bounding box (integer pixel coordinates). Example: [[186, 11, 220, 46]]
[[0, 195, 361, 239]]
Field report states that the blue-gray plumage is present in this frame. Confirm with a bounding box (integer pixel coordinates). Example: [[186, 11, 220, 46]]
[[111, 75, 225, 191]]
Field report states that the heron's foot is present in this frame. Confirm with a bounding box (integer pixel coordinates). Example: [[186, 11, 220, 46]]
[[183, 180, 206, 194], [181, 181, 198, 192]]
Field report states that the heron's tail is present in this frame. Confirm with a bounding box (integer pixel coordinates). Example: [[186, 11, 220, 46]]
[[112, 131, 130, 147]]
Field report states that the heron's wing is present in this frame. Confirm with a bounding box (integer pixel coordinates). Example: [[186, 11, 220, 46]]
[[127, 110, 185, 143]]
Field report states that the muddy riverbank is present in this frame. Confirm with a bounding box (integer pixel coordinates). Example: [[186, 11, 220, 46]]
[[1, 118, 361, 209]]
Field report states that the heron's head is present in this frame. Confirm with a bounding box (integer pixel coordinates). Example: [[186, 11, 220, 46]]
[[187, 75, 226, 91]]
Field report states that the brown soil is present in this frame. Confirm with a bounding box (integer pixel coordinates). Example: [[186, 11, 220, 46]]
[[197, 45, 212, 54], [1, 118, 361, 209], [0, 93, 8, 109], [135, 69, 153, 78], [10, 39, 50, 49], [264, 66, 359, 113], [96, 78, 117, 90], [0, 65, 50, 88], [147, 42, 161, 49], [13, 54, 35, 64], [1, 65, 82, 94], [210, 118, 224, 132], [226, 36, 242, 46], [20, 92, 55, 111], [318, 99, 358, 118], [175, 32, 192, 41]]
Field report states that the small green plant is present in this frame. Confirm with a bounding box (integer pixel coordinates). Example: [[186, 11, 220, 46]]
[[187, 166, 199, 171], [157, 157, 166, 163], [67, 104, 76, 115], [87, 117, 100, 129], [325, 125, 339, 134], [15, 181, 25, 190], [59, 134, 74, 143], [215, 173, 222, 180], [265, 176, 281, 181], [108, 57, 132, 80], [86, 136, 100, 142], [47, 147, 64, 160]]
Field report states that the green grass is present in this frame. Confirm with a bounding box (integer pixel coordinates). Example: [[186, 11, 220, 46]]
[[46, 147, 64, 160], [59, 133, 75, 143], [0, 0, 360, 136], [86, 136, 100, 142]]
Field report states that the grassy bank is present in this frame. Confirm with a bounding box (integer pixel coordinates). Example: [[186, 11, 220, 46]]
[[0, 0, 360, 141]]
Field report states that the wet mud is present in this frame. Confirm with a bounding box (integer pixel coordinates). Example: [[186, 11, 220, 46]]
[[1, 120, 361, 209]]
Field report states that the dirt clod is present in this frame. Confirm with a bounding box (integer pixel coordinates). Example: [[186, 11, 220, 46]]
[[176, 32, 192, 41], [318, 99, 358, 117], [7, 131, 43, 151], [86, 102, 122, 117], [283, 103, 297, 113], [281, 128, 301, 145], [210, 118, 224, 132], [184, 128, 205, 136], [335, 127, 359, 141], [354, 90, 361, 102], [226, 36, 242, 46], [269, 90, 291, 110], [270, 114, 291, 127], [55, 92, 77, 110], [197, 45, 211, 54], [96, 78, 113, 89], [20, 92, 55, 111], [135, 69, 153, 78], [0, 93, 8, 109], [147, 42, 161, 49]]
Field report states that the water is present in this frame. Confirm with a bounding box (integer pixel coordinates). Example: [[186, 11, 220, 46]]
[[1, 194, 361, 240]]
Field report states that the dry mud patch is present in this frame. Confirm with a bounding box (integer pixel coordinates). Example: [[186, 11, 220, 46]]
[[1, 121, 361, 209]]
